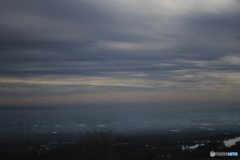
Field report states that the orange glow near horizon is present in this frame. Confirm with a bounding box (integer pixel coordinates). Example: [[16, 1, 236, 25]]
[[1, 91, 239, 106]]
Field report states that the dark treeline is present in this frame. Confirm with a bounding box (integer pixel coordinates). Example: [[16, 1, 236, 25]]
[[1, 130, 240, 160]]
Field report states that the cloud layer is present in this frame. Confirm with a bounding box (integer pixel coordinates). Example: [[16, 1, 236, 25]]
[[0, 0, 240, 105]]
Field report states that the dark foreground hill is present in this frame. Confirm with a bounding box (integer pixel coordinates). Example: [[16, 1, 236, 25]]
[[1, 130, 240, 160]]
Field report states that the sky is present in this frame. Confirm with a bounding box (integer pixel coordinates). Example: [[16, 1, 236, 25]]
[[0, 0, 240, 107]]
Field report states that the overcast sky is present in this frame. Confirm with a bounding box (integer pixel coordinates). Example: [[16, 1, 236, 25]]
[[0, 0, 240, 106]]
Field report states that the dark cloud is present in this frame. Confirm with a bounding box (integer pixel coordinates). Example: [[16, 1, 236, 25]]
[[0, 0, 240, 101], [0, 0, 116, 23]]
